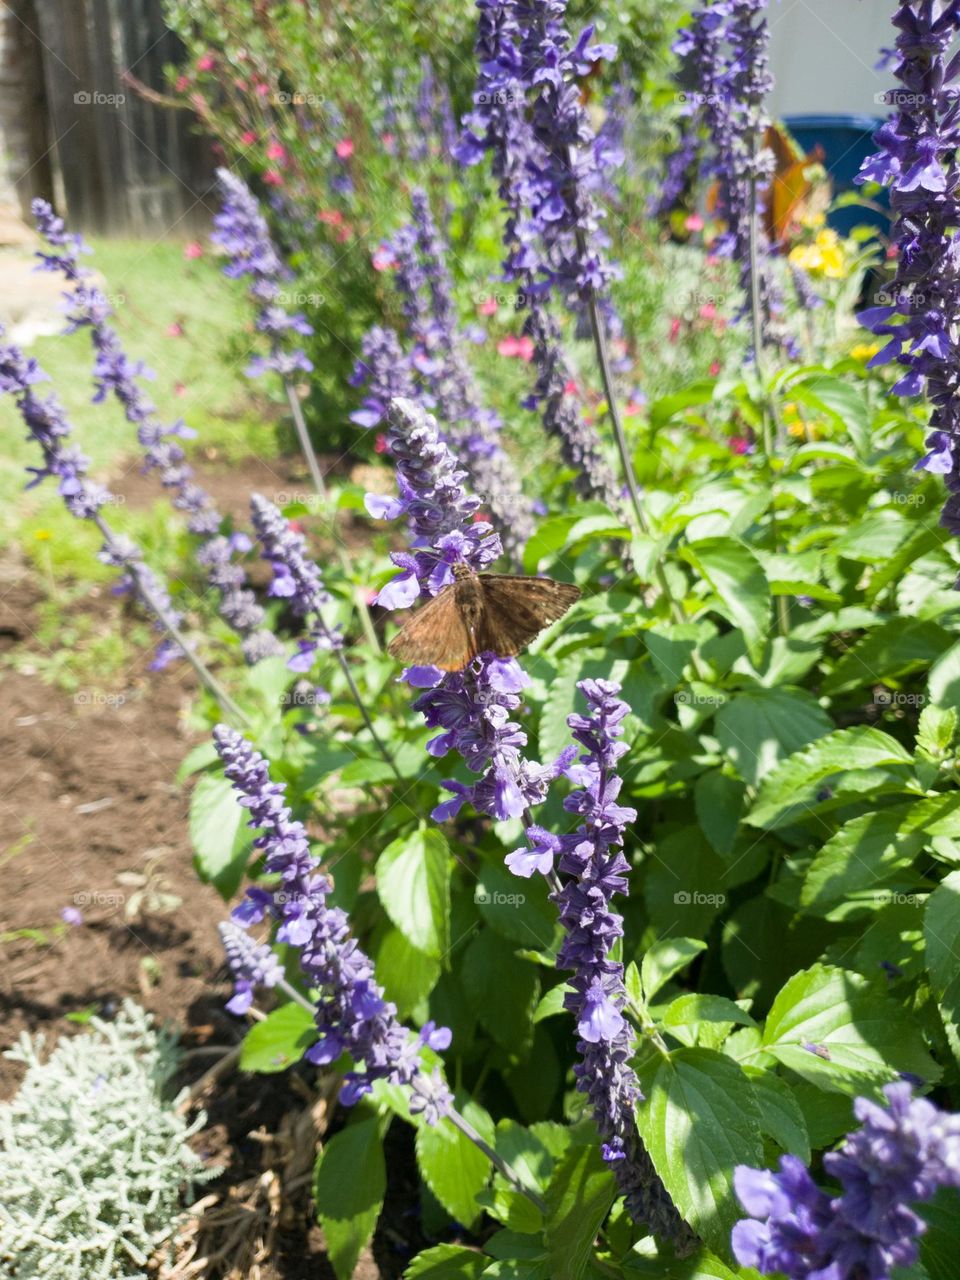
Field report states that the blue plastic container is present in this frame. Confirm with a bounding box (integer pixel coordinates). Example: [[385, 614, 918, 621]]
[[783, 113, 889, 238]]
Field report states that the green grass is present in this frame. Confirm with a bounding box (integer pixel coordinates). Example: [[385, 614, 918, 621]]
[[0, 237, 279, 544]]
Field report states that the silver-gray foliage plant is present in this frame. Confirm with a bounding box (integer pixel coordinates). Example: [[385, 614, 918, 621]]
[[0, 1000, 217, 1278]]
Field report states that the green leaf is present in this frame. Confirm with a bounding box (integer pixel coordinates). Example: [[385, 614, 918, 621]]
[[416, 1100, 493, 1228], [404, 1245, 487, 1279], [634, 1049, 763, 1253], [917, 705, 957, 758], [377, 828, 451, 959], [920, 1187, 960, 1280], [533, 984, 572, 1023], [761, 963, 940, 1092], [544, 1142, 617, 1280], [176, 739, 220, 783], [801, 796, 960, 915], [747, 727, 914, 829], [822, 619, 950, 695], [240, 1003, 315, 1074], [684, 537, 771, 665], [715, 688, 833, 788], [744, 1069, 810, 1161], [928, 640, 960, 708], [694, 772, 746, 858], [661, 994, 756, 1048], [461, 931, 540, 1052], [340, 758, 398, 784], [789, 374, 871, 455], [473, 862, 559, 951], [314, 1116, 385, 1280], [376, 927, 440, 1018], [648, 380, 716, 428], [641, 938, 707, 1002], [623, 1242, 747, 1278], [924, 871, 960, 1063], [189, 774, 255, 898]]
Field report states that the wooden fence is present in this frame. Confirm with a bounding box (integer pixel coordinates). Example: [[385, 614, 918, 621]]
[[18, 0, 212, 234]]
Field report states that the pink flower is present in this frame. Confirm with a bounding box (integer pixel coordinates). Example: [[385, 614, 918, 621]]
[[335, 138, 354, 159], [335, 225, 352, 243], [266, 140, 287, 162], [624, 399, 643, 417], [240, 130, 257, 146], [166, 322, 184, 338], [374, 433, 388, 454], [196, 53, 215, 71], [685, 212, 705, 232], [669, 318, 681, 343], [496, 334, 534, 361], [318, 209, 344, 226], [563, 378, 579, 396], [709, 360, 721, 376], [174, 381, 187, 397], [699, 303, 717, 321], [382, 132, 396, 150], [254, 81, 270, 97], [233, 79, 247, 91], [183, 241, 203, 260], [729, 435, 752, 454], [263, 169, 284, 186], [372, 244, 395, 272], [175, 75, 190, 92], [478, 297, 498, 316]]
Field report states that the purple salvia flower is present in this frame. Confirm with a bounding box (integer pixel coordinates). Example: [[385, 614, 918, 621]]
[[219, 920, 284, 1015], [374, 191, 536, 562], [855, 1, 960, 549], [213, 724, 453, 1118], [1, 331, 186, 667], [212, 169, 314, 379], [457, 1, 626, 513], [367, 397, 502, 610], [510, 679, 693, 1244], [375, 398, 569, 822], [31, 198, 278, 664], [349, 325, 417, 430], [733, 1082, 960, 1279], [249, 492, 342, 672]]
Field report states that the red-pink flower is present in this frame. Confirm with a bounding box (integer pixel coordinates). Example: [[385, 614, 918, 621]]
[[175, 75, 190, 92], [729, 435, 751, 454], [335, 138, 354, 159], [709, 360, 721, 376], [685, 212, 705, 233], [233, 79, 247, 91], [374, 433, 388, 454], [183, 240, 203, 261], [669, 318, 682, 343], [318, 209, 344, 227], [263, 169, 284, 187], [478, 297, 497, 316], [254, 81, 270, 97], [266, 140, 287, 162], [196, 53, 215, 72], [166, 322, 185, 338], [624, 399, 643, 417], [240, 130, 257, 146], [174, 381, 187, 397], [563, 378, 579, 396], [497, 334, 534, 361], [699, 302, 717, 321]]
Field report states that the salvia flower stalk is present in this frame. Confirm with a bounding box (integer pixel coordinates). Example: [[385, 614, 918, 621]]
[[856, 0, 960, 548], [213, 725, 451, 1115], [363, 191, 536, 562], [732, 1082, 960, 1278], [211, 169, 325, 498], [508, 680, 694, 1245], [31, 198, 277, 665], [371, 398, 569, 823], [1, 329, 245, 717]]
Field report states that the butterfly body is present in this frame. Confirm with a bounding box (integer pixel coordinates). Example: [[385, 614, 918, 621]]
[[388, 562, 580, 671]]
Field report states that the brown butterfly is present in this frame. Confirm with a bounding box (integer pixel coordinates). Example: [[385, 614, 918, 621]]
[[388, 563, 581, 671]]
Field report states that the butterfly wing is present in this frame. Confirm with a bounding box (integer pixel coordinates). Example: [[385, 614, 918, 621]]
[[387, 584, 479, 671], [475, 575, 580, 655]]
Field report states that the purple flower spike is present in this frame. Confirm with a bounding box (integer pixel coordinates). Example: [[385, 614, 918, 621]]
[[856, 2, 960, 553], [213, 725, 453, 1117], [733, 1082, 960, 1279], [540, 678, 693, 1244]]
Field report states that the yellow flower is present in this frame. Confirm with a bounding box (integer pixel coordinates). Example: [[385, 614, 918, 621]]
[[789, 229, 846, 280], [33, 529, 52, 541], [850, 341, 881, 362], [788, 422, 806, 438]]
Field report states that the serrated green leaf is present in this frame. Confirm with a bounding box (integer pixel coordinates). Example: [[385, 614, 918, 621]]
[[928, 640, 960, 708], [822, 619, 950, 695], [376, 927, 440, 1018], [920, 1187, 960, 1280], [623, 1242, 748, 1278], [240, 1003, 315, 1074], [176, 740, 220, 783], [403, 1244, 487, 1278], [801, 796, 960, 915], [461, 931, 540, 1052], [416, 1100, 493, 1228], [544, 1142, 616, 1280], [661, 994, 756, 1048], [314, 1116, 385, 1280], [744, 1068, 810, 1161], [716, 688, 833, 788], [189, 774, 255, 898], [685, 537, 771, 665], [377, 828, 451, 959], [924, 871, 960, 1063], [747, 727, 914, 829], [634, 1049, 763, 1253], [641, 938, 707, 1002], [694, 772, 746, 858], [761, 963, 940, 1092]]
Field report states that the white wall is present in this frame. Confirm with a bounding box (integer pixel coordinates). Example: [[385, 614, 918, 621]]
[[768, 0, 898, 120]]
